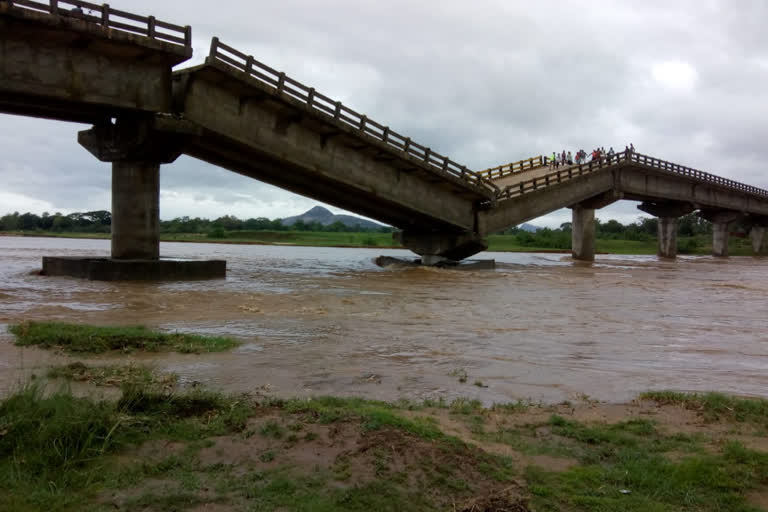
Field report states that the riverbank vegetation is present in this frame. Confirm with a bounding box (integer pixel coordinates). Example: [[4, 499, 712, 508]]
[[9, 322, 239, 354], [1, 211, 765, 256], [1, 368, 768, 511]]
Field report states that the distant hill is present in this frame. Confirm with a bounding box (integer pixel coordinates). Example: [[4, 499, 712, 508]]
[[281, 206, 384, 230], [520, 223, 539, 232]]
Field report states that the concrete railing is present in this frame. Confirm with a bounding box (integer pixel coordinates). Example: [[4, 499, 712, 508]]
[[477, 155, 547, 181], [496, 150, 768, 201], [3, 0, 191, 48], [208, 38, 497, 195]]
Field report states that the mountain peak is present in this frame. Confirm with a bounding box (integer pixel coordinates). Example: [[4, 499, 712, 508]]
[[305, 206, 333, 218], [280, 206, 383, 229]]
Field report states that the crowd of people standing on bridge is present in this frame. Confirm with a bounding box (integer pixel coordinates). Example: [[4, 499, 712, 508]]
[[549, 143, 634, 169]]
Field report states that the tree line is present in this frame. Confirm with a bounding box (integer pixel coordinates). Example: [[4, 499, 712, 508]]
[[500, 214, 716, 252], [0, 211, 394, 234], [0, 211, 722, 244]]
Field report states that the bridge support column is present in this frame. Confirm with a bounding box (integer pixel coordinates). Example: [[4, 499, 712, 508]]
[[637, 201, 695, 259], [750, 226, 766, 254], [570, 206, 595, 262], [395, 231, 489, 266], [111, 161, 160, 260], [41, 116, 225, 280], [699, 209, 742, 258]]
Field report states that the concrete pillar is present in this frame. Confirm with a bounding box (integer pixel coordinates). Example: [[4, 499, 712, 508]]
[[571, 206, 595, 261], [78, 116, 188, 261], [699, 210, 742, 258], [111, 161, 160, 260], [636, 201, 695, 260], [750, 226, 765, 254], [712, 222, 730, 258], [658, 217, 678, 259]]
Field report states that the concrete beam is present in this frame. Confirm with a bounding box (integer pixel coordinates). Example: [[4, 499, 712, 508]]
[[78, 115, 194, 164], [396, 231, 488, 264], [176, 65, 479, 232], [575, 189, 623, 210], [479, 170, 615, 234], [637, 201, 695, 218], [0, 6, 190, 122], [617, 167, 768, 217], [571, 206, 595, 261]]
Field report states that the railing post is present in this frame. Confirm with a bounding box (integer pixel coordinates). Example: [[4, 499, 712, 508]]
[[382, 127, 390, 143], [50, 0, 57, 15], [245, 56, 254, 74], [209, 37, 219, 58], [277, 72, 286, 93], [403, 138, 411, 154], [184, 26, 192, 48], [442, 156, 449, 171], [102, 4, 110, 26], [147, 16, 156, 38], [424, 148, 431, 162], [359, 115, 367, 132], [307, 87, 315, 107], [461, 166, 468, 178], [334, 102, 341, 120]]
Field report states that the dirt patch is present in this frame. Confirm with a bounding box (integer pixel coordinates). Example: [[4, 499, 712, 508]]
[[197, 414, 361, 470], [747, 489, 768, 510], [188, 504, 238, 512], [457, 482, 530, 512]]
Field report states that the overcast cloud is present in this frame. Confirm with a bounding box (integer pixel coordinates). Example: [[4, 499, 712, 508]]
[[1, 0, 767, 228]]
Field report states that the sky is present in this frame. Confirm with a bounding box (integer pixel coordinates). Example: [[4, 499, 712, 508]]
[[2, 0, 767, 229]]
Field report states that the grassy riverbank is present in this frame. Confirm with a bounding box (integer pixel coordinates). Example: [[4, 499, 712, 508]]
[[3, 230, 763, 256], [9, 322, 239, 354], [2, 368, 768, 511]]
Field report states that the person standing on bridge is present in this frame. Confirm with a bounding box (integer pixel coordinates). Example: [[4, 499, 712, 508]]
[[551, 151, 557, 169], [607, 147, 615, 163], [567, 151, 573, 165]]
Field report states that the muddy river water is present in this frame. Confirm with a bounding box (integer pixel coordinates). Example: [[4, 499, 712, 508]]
[[0, 236, 766, 404]]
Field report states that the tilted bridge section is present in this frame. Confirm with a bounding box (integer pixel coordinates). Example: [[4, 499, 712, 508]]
[[1, 0, 766, 278]]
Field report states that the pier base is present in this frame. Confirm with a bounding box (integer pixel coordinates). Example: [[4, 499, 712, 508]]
[[375, 256, 495, 270], [41, 257, 226, 281]]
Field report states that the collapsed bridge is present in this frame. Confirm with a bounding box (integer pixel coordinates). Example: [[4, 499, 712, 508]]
[[1, 0, 766, 279]]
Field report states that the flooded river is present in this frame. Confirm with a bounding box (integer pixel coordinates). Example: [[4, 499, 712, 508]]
[[0, 236, 766, 404]]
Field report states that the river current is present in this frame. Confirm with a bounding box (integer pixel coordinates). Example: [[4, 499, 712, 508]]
[[0, 236, 766, 404]]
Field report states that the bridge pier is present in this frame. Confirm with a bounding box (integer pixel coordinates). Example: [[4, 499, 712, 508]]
[[111, 161, 160, 260], [42, 116, 225, 280], [751, 227, 766, 254], [395, 231, 489, 266], [699, 209, 742, 258], [637, 201, 695, 259], [570, 206, 595, 262]]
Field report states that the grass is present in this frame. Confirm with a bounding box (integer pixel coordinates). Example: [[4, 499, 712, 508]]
[[524, 414, 768, 511], [642, 391, 768, 427], [9, 321, 239, 354], [2, 382, 768, 511], [0, 384, 516, 511], [47, 362, 177, 389], [0, 382, 252, 511]]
